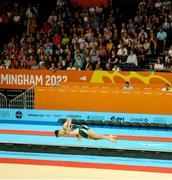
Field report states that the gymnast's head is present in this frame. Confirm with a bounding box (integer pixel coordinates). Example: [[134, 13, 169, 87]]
[[54, 129, 65, 137]]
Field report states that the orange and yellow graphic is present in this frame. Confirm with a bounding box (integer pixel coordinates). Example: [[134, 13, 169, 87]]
[[90, 71, 171, 85]]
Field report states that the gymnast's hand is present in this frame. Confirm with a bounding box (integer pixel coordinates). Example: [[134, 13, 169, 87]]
[[77, 135, 82, 141], [65, 130, 70, 135]]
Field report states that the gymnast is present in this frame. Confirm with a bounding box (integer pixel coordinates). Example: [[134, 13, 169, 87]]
[[55, 117, 117, 142]]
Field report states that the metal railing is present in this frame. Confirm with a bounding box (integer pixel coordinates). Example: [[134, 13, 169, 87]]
[[9, 86, 34, 109], [0, 93, 7, 108]]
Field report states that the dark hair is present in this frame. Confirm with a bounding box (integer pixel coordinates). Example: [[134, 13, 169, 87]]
[[125, 81, 130, 84], [54, 130, 59, 137]]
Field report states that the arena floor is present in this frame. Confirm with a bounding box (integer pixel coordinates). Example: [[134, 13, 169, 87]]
[[1, 163, 172, 180]]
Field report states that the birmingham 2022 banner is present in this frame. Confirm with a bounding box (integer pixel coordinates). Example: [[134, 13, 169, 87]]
[[0, 69, 172, 89]]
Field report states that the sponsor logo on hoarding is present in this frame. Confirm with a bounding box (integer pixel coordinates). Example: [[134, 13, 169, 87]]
[[27, 113, 62, 118], [130, 118, 148, 123], [15, 111, 22, 119], [52, 114, 62, 118], [153, 117, 166, 124], [67, 115, 82, 119], [28, 114, 44, 117], [87, 116, 105, 120], [110, 116, 124, 122]]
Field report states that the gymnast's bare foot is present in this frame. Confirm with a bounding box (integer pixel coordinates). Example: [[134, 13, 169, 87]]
[[109, 135, 117, 142]]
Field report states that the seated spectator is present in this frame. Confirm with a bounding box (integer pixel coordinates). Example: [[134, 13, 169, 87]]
[[13, 12, 20, 23], [105, 62, 111, 70], [30, 58, 39, 70], [4, 55, 11, 69], [143, 39, 150, 53], [90, 50, 98, 63], [95, 63, 102, 70], [49, 62, 57, 70], [138, 28, 148, 44], [48, 11, 57, 25], [42, 22, 51, 33], [53, 34, 61, 46], [155, 0, 162, 9], [161, 83, 172, 92], [106, 39, 113, 52], [168, 46, 172, 58], [137, 47, 146, 69], [164, 54, 172, 71], [147, 64, 156, 72], [74, 55, 84, 70], [154, 58, 164, 71], [126, 50, 138, 66], [108, 50, 119, 69], [83, 57, 91, 70], [39, 61, 46, 69], [56, 0, 66, 9], [66, 62, 76, 70], [117, 45, 128, 63], [162, 17, 170, 31], [1, 12, 9, 23], [123, 81, 134, 90], [62, 33, 70, 45], [21, 61, 28, 69]]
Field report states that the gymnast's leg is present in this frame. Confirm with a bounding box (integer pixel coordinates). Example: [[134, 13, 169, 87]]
[[87, 130, 117, 142]]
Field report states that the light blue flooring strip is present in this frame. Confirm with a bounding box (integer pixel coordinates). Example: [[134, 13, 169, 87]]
[[1, 134, 172, 151], [1, 151, 172, 168], [1, 124, 172, 138]]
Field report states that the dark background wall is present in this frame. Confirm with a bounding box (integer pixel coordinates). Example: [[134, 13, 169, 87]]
[[112, 0, 140, 20]]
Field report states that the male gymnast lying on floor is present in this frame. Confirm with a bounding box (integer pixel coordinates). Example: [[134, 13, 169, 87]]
[[55, 118, 117, 142]]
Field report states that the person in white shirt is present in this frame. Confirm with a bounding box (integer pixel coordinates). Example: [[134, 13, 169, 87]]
[[66, 62, 76, 70], [168, 46, 172, 58], [117, 46, 128, 56], [123, 81, 134, 90], [162, 83, 172, 92], [126, 50, 138, 66], [154, 58, 164, 71]]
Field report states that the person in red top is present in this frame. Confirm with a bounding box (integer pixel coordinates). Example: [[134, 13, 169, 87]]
[[2, 13, 9, 23], [53, 33, 61, 46], [42, 22, 51, 34]]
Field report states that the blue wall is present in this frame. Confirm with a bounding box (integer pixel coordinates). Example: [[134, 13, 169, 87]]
[[0, 108, 171, 124]]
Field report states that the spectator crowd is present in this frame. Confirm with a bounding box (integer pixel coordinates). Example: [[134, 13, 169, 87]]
[[0, 0, 172, 72]]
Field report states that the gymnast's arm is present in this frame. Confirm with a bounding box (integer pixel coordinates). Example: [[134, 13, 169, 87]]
[[63, 117, 72, 133], [76, 134, 82, 141]]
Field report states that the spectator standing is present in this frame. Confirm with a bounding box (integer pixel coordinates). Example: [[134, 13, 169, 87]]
[[156, 27, 167, 53]]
